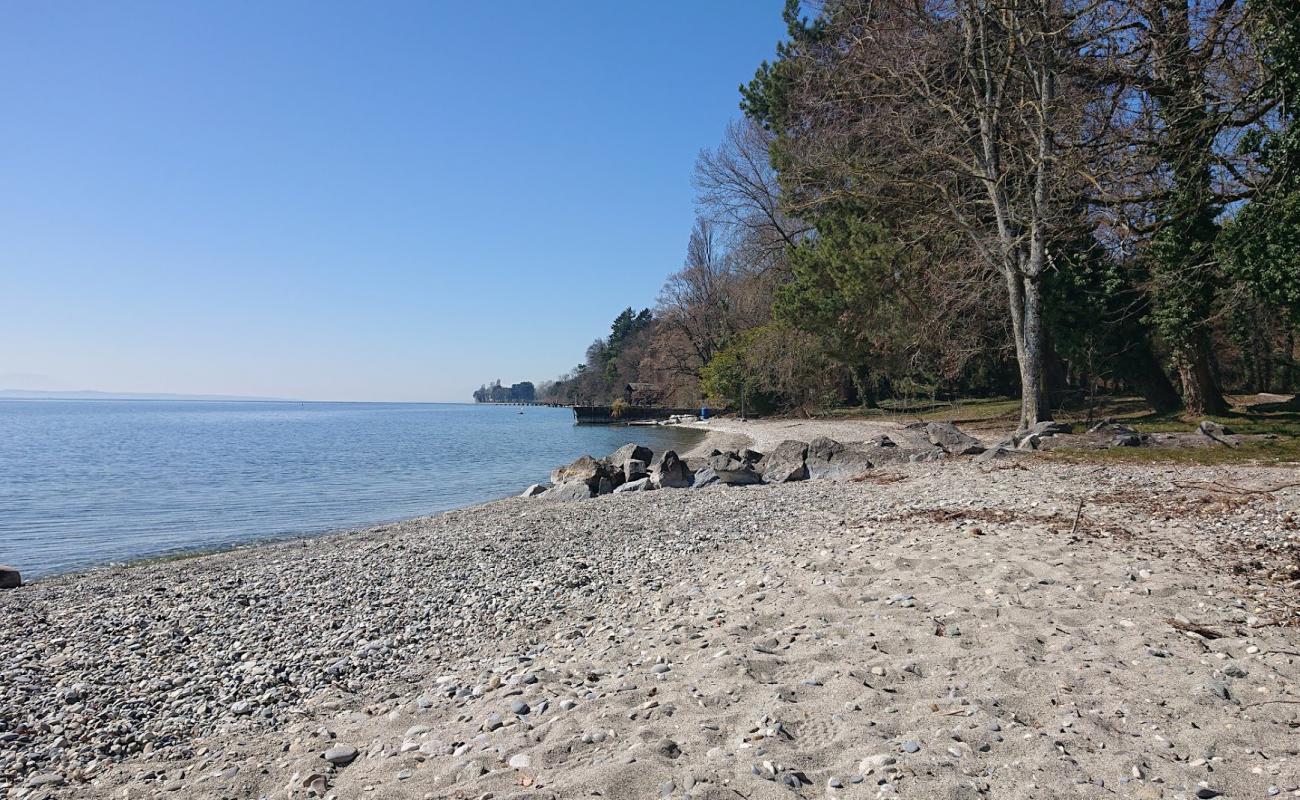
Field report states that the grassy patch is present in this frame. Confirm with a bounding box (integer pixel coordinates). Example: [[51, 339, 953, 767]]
[[809, 393, 1300, 464], [1044, 438, 1300, 465]]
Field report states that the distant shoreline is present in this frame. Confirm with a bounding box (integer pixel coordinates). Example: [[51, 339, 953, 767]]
[[0, 394, 488, 404]]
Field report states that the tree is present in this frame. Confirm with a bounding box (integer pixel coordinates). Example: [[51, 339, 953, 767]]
[[1220, 0, 1300, 328], [745, 0, 1090, 427]]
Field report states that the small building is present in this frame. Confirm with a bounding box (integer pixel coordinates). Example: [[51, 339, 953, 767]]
[[623, 382, 662, 405]]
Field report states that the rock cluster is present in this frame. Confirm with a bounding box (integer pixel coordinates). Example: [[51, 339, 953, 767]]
[[530, 432, 968, 501]]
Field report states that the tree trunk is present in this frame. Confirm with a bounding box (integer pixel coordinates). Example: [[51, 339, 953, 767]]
[[1176, 336, 1230, 416], [1124, 343, 1183, 414], [1016, 274, 1051, 428]]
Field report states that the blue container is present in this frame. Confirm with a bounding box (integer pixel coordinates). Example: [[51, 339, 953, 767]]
[[700, 406, 710, 420]]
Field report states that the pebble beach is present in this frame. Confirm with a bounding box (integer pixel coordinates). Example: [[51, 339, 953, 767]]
[[2, 420, 1299, 799]]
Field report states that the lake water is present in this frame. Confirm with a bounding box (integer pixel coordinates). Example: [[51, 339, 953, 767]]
[[0, 401, 704, 579]]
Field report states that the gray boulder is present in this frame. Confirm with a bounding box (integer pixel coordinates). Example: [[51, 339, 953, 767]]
[[543, 482, 593, 501], [1016, 434, 1041, 451], [691, 467, 720, 488], [519, 484, 548, 498], [1089, 419, 1138, 436], [1023, 420, 1073, 437], [623, 458, 648, 482], [865, 434, 896, 448], [804, 437, 873, 479], [975, 446, 1021, 464], [650, 450, 694, 489], [613, 477, 654, 493], [925, 422, 986, 455], [550, 455, 606, 489], [1198, 420, 1240, 447], [708, 452, 764, 485], [759, 440, 808, 483], [811, 448, 874, 480], [597, 477, 614, 495], [607, 443, 653, 472], [1111, 433, 1143, 448], [738, 448, 765, 464], [808, 436, 845, 462], [0, 566, 20, 590]]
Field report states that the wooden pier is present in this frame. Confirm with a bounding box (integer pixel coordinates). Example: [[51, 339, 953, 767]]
[[570, 406, 698, 424]]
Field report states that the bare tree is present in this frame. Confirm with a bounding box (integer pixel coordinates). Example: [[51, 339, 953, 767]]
[[694, 119, 811, 269], [774, 0, 1091, 427]]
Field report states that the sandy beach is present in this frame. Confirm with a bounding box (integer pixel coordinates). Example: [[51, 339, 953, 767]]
[[2, 419, 1299, 799]]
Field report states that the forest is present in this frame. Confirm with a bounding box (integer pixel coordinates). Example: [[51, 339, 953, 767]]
[[540, 0, 1300, 427]]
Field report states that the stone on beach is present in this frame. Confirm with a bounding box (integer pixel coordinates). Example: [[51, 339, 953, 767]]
[[519, 484, 548, 498], [606, 443, 653, 473], [550, 455, 607, 489], [925, 422, 986, 455], [623, 458, 649, 482], [759, 440, 808, 483], [323, 745, 358, 766], [542, 482, 592, 501], [804, 437, 874, 479], [0, 565, 20, 589], [707, 451, 764, 485], [613, 476, 654, 493], [649, 449, 693, 489]]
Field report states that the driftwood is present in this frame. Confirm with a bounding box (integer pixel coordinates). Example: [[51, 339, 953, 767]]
[[1173, 480, 1300, 496]]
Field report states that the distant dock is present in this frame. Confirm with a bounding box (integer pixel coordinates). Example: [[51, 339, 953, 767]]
[[570, 405, 698, 424]]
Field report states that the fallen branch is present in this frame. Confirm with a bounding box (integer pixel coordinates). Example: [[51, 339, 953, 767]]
[[1166, 618, 1225, 640], [1173, 480, 1300, 496], [1069, 498, 1085, 537]]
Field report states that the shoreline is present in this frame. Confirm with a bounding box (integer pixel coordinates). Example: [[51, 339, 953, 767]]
[[4, 422, 1299, 798], [9, 423, 719, 586]]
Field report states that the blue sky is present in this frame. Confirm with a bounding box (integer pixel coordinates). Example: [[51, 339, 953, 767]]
[[0, 1, 787, 402]]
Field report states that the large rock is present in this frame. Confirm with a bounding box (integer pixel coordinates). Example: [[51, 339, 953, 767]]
[[804, 437, 873, 479], [810, 449, 873, 480], [707, 452, 764, 485], [613, 476, 654, 493], [1023, 420, 1073, 437], [606, 443, 653, 472], [550, 455, 606, 488], [519, 484, 548, 498], [543, 482, 593, 501], [975, 446, 1021, 464], [925, 422, 986, 455], [0, 566, 20, 590], [623, 459, 648, 483], [759, 440, 808, 483], [1198, 420, 1240, 447], [691, 467, 720, 488], [808, 436, 845, 462], [650, 450, 693, 489]]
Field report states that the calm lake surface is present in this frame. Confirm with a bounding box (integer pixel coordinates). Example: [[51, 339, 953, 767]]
[[0, 401, 704, 579]]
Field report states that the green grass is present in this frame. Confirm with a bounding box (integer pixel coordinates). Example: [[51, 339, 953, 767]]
[[810, 393, 1300, 464], [1046, 437, 1300, 465], [1047, 405, 1300, 465]]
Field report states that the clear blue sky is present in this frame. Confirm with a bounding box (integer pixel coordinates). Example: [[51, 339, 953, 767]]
[[0, 1, 787, 402]]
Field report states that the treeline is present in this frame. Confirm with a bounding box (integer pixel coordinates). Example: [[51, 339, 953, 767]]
[[472, 380, 535, 403], [544, 0, 1300, 424]]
